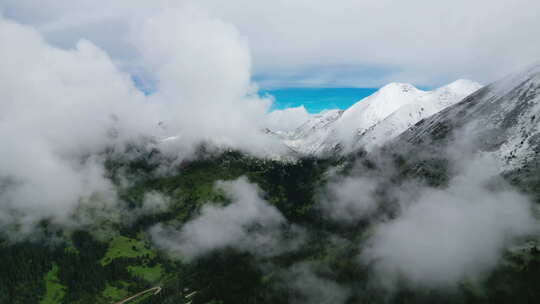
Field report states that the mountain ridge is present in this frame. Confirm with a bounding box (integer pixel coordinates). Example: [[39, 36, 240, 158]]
[[274, 79, 482, 155], [395, 64, 540, 173]]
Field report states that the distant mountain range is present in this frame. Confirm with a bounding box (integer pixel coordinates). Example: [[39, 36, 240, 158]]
[[271, 79, 482, 155]]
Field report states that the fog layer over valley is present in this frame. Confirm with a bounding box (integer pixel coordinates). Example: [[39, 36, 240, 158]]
[[0, 11, 288, 236], [2, 8, 540, 304]]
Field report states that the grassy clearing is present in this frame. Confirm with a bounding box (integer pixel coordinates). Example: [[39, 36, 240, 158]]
[[100, 236, 155, 266], [102, 283, 130, 302], [40, 264, 66, 304], [128, 264, 163, 282]]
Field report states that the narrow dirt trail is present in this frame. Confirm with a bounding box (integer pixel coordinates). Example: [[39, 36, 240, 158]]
[[112, 286, 161, 304]]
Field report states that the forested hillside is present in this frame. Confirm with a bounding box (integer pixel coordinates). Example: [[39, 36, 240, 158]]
[[2, 147, 540, 304]]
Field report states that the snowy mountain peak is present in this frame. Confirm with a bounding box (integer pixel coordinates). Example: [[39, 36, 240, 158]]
[[335, 83, 429, 145], [443, 79, 483, 92], [378, 82, 422, 94], [274, 79, 482, 155]]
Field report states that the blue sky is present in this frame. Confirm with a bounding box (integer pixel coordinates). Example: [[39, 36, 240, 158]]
[[131, 74, 378, 113], [261, 88, 378, 113], [131, 74, 379, 113]]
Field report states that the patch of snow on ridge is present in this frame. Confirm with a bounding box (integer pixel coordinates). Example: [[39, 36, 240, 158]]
[[278, 109, 344, 155]]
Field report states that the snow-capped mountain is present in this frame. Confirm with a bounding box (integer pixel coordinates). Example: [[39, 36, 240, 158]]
[[277, 80, 482, 155], [276, 109, 344, 155], [396, 64, 540, 173], [353, 79, 483, 152]]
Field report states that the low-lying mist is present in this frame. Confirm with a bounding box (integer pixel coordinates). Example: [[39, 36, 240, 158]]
[[0, 9, 289, 236], [1, 6, 539, 303]]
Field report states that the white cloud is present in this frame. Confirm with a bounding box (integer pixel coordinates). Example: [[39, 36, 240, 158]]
[[265, 106, 311, 132], [149, 177, 302, 260], [360, 156, 539, 289], [319, 176, 379, 223], [0, 10, 287, 236], [132, 8, 287, 157], [2, 0, 540, 87], [0, 16, 148, 235], [141, 191, 170, 213], [285, 263, 350, 304]]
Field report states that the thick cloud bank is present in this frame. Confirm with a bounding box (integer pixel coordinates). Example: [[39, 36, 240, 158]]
[[319, 176, 379, 223], [360, 157, 539, 288], [2, 0, 540, 87], [133, 9, 285, 157], [0, 11, 284, 236], [0, 17, 144, 235], [285, 263, 350, 304], [264, 106, 311, 132], [150, 177, 301, 260]]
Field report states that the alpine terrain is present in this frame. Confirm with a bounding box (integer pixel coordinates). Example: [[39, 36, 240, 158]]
[[275, 80, 482, 155]]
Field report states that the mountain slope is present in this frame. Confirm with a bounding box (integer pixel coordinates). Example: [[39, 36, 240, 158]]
[[276, 109, 344, 155], [355, 79, 483, 152], [397, 64, 540, 172], [3, 67, 540, 304], [278, 80, 482, 155]]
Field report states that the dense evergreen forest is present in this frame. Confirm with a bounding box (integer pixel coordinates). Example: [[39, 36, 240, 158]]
[[1, 148, 540, 304]]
